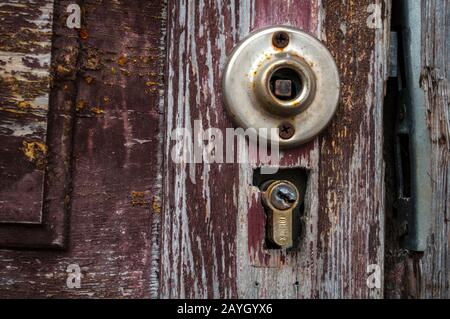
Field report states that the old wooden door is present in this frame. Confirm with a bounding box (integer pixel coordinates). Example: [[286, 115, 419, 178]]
[[0, 0, 448, 298]]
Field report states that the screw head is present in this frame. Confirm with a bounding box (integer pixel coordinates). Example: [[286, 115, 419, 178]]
[[270, 182, 298, 210], [278, 121, 295, 139], [272, 31, 290, 49]]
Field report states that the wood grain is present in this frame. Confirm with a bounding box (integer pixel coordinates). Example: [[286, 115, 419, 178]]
[[385, 0, 449, 299], [0, 0, 54, 223], [316, 0, 390, 299], [0, 0, 166, 297], [160, 0, 241, 298], [418, 0, 450, 298], [161, 0, 391, 298], [0, 1, 74, 249], [4, 0, 445, 299]]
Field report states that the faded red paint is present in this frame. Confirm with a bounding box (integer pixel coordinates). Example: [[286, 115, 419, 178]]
[[0, 0, 166, 297], [0, 0, 422, 299], [0, 0, 53, 225], [247, 191, 267, 266]]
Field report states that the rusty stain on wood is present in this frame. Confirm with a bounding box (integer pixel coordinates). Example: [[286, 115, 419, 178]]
[[0, 0, 53, 110], [21, 140, 48, 167], [0, 0, 54, 224], [0, 0, 167, 297], [0, 0, 78, 248]]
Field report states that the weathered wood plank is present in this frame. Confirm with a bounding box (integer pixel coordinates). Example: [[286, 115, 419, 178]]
[[418, 0, 450, 298], [161, 0, 390, 298], [315, 0, 390, 299], [236, 0, 321, 299], [0, 0, 77, 249], [0, 0, 166, 297], [161, 0, 241, 298], [385, 0, 449, 299], [0, 0, 54, 223]]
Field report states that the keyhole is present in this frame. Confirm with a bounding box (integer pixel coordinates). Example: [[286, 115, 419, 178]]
[[276, 188, 296, 206], [269, 67, 303, 101]]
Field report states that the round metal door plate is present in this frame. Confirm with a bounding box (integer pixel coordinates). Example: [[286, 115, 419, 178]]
[[222, 26, 340, 147]]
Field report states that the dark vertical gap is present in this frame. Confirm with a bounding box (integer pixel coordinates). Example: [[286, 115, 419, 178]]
[[398, 133, 411, 197], [384, 0, 402, 298], [384, 0, 418, 299]]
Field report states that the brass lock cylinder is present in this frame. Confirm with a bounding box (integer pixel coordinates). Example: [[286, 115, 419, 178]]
[[261, 180, 300, 249]]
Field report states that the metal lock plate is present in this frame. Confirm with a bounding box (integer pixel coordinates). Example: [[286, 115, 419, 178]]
[[222, 26, 340, 147]]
